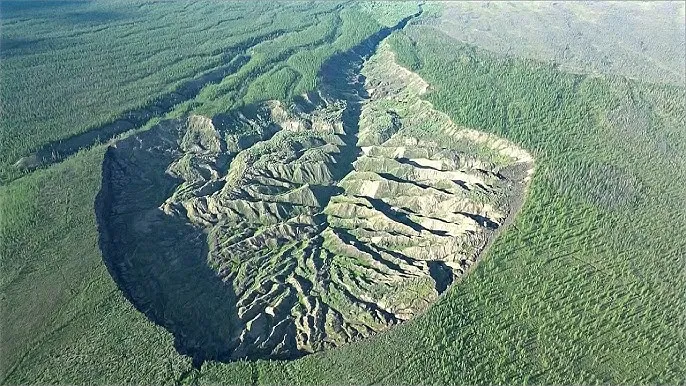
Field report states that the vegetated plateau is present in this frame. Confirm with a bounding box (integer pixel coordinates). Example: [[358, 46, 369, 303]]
[[1, 1, 684, 385]]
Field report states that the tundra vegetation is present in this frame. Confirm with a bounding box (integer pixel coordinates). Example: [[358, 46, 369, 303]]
[[436, 1, 686, 85], [1, 1, 684, 385]]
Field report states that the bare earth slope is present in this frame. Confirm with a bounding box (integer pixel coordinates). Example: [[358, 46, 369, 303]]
[[96, 40, 533, 363]]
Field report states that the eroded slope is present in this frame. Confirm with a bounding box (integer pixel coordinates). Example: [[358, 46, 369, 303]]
[[97, 40, 533, 363]]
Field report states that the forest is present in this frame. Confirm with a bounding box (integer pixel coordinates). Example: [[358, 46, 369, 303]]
[[1, 1, 684, 384]]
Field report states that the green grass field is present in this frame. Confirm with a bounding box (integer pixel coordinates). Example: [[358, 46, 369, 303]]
[[1, 1, 684, 384]]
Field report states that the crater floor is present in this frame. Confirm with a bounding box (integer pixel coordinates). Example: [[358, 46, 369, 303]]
[[96, 40, 533, 363]]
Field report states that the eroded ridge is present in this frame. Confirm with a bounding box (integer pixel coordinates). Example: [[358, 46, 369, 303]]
[[96, 40, 533, 362]]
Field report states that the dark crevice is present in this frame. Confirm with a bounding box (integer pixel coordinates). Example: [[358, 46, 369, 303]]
[[372, 245, 418, 267], [331, 281, 399, 325], [453, 179, 470, 190], [334, 228, 407, 274], [427, 260, 453, 295], [377, 172, 453, 195], [456, 211, 500, 230], [352, 194, 449, 237], [396, 157, 442, 171]]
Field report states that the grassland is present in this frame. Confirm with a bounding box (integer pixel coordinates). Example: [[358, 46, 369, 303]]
[[1, 1, 685, 384]]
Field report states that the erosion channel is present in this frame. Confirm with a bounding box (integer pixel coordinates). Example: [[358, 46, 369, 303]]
[[96, 10, 534, 366]]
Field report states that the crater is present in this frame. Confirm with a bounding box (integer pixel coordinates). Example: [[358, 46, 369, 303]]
[[96, 23, 533, 365]]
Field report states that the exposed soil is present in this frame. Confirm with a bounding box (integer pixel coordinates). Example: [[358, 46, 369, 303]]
[[96, 6, 534, 366]]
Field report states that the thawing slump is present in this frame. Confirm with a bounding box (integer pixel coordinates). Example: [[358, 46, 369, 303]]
[[96, 17, 533, 365]]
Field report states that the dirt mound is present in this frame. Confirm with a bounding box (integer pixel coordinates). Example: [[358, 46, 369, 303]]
[[96, 40, 533, 363]]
